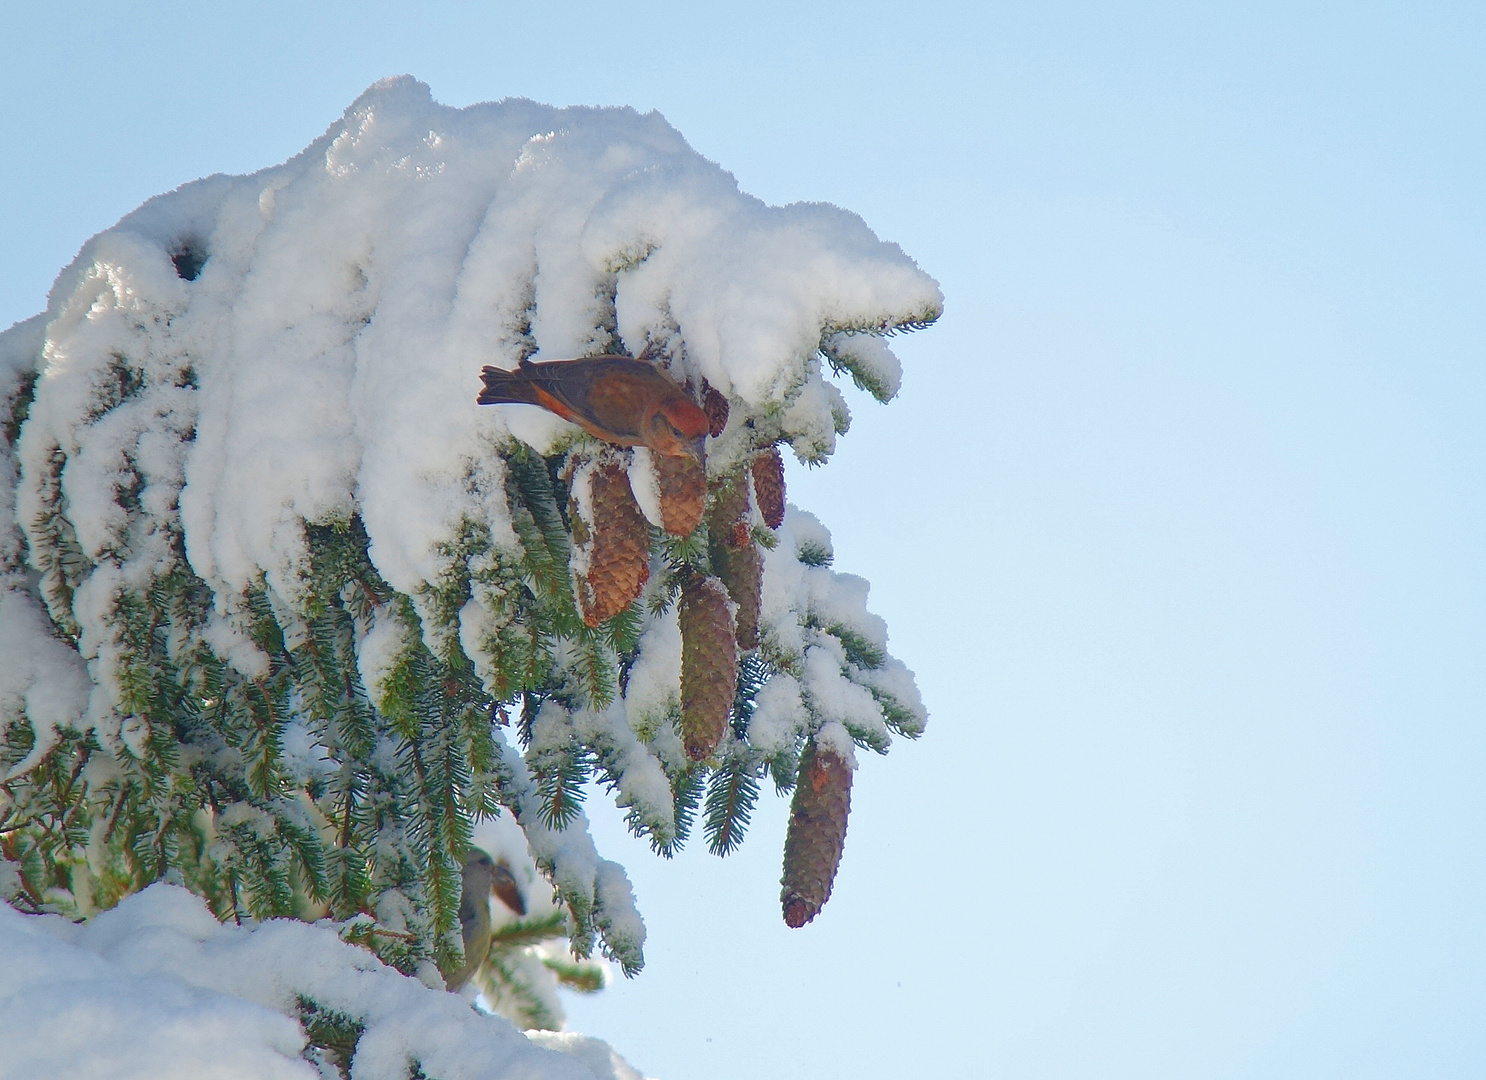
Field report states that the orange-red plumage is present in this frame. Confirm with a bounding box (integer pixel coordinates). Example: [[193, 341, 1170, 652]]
[[478, 356, 710, 464]]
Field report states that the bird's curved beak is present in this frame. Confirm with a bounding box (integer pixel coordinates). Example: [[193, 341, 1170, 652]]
[[490, 862, 526, 917], [686, 433, 707, 467]]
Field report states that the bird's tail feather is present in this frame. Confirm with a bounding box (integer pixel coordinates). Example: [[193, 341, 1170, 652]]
[[477, 365, 542, 406]]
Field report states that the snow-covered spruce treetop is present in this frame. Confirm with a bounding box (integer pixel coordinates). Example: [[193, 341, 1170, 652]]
[[0, 77, 938, 990]]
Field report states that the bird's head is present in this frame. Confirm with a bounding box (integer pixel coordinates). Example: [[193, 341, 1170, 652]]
[[647, 396, 710, 465], [461, 850, 497, 906]]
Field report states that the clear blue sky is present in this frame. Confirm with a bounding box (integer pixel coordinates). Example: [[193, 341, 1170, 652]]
[[3, 3, 1483, 1078]]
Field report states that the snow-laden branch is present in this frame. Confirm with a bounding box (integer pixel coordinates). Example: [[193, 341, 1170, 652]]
[[0, 883, 644, 1080], [0, 77, 938, 1074]]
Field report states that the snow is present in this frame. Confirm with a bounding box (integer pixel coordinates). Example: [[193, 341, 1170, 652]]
[[488, 723, 648, 975], [356, 606, 415, 707], [820, 331, 903, 403], [13, 74, 937, 613], [0, 315, 46, 572], [801, 639, 890, 750], [0, 883, 648, 1080], [742, 672, 808, 757], [623, 448, 664, 531], [0, 77, 936, 1078], [0, 72, 934, 746], [526, 1033, 644, 1080], [0, 588, 91, 782], [621, 607, 683, 752], [570, 704, 676, 842], [566, 456, 600, 583]]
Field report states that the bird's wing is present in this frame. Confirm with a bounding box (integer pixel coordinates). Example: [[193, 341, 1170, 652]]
[[526, 383, 593, 428], [523, 358, 652, 442]]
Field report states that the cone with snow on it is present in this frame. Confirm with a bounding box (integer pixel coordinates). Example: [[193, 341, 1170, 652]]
[[569, 458, 651, 627], [781, 734, 854, 928]]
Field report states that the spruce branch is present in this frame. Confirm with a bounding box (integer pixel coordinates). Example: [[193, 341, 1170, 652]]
[[703, 760, 760, 857]]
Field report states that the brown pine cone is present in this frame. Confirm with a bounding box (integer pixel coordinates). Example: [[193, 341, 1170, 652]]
[[780, 739, 853, 927], [574, 463, 650, 627], [679, 572, 737, 761], [707, 472, 749, 541], [707, 472, 762, 651], [751, 446, 786, 530], [654, 453, 706, 537], [719, 543, 762, 651], [702, 385, 730, 438]]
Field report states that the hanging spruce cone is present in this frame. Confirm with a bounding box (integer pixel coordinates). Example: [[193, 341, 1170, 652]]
[[679, 572, 737, 761], [780, 739, 853, 927], [654, 452, 706, 537], [751, 445, 786, 530], [702, 385, 730, 437], [708, 473, 763, 651], [716, 542, 762, 651], [707, 471, 749, 545], [574, 463, 651, 627]]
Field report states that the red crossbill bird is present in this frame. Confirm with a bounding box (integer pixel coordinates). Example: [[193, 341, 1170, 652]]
[[478, 356, 710, 465]]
